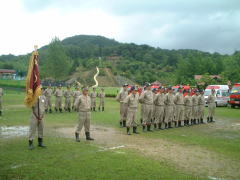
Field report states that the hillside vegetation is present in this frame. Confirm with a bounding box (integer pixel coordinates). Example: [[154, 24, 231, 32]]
[[0, 35, 240, 86]]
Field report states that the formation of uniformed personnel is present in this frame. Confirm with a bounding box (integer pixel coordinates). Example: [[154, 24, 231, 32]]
[[90, 87, 97, 111], [116, 84, 129, 127], [124, 86, 139, 135], [28, 94, 46, 150], [72, 86, 81, 110], [54, 85, 63, 112], [43, 85, 53, 113], [64, 86, 73, 112], [139, 83, 154, 131], [0, 87, 3, 116], [98, 88, 105, 111], [207, 89, 216, 123], [74, 87, 94, 142]]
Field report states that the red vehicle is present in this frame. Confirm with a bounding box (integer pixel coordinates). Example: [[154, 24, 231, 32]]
[[229, 83, 240, 108]]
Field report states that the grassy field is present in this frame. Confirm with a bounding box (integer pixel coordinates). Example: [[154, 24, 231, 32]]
[[1, 89, 240, 180]]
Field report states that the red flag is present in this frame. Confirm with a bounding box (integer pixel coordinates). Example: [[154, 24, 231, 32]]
[[24, 49, 41, 108]]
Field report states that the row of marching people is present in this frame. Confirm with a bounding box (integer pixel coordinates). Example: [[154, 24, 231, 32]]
[[116, 83, 216, 135], [43, 85, 105, 113]]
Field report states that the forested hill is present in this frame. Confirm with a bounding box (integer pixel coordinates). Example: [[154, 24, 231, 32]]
[[0, 35, 240, 86]]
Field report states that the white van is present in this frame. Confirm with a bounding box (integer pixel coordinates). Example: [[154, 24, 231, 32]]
[[204, 85, 230, 107]]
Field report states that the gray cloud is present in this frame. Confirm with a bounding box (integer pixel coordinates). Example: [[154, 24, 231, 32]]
[[21, 0, 240, 54]]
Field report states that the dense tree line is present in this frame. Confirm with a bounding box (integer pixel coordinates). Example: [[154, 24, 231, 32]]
[[0, 35, 239, 85]]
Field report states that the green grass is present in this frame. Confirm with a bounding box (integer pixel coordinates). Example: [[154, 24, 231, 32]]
[[1, 89, 240, 179], [0, 79, 25, 88]]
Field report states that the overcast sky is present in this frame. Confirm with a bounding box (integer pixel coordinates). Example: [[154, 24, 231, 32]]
[[0, 0, 239, 55]]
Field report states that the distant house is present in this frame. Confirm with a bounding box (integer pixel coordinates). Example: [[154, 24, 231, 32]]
[[0, 69, 16, 79]]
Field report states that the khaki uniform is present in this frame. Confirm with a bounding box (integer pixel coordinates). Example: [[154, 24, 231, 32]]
[[75, 94, 91, 133], [29, 96, 46, 140], [198, 94, 205, 120], [154, 93, 165, 124], [174, 92, 185, 122], [73, 90, 81, 108], [164, 93, 175, 123], [64, 90, 73, 110], [191, 95, 198, 120], [139, 90, 153, 125], [90, 91, 97, 109], [55, 89, 63, 110], [124, 93, 139, 127], [43, 88, 53, 110], [98, 92, 105, 108], [184, 95, 192, 121], [152, 93, 157, 123], [0, 88, 3, 112], [116, 90, 128, 123], [207, 94, 216, 118]]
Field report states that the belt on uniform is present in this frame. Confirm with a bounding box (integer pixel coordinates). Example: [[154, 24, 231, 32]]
[[155, 105, 164, 106], [33, 112, 43, 121], [176, 104, 184, 105]]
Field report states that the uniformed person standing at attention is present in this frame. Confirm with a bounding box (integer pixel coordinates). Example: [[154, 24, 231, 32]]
[[43, 84, 53, 113], [154, 87, 165, 130], [98, 88, 105, 111], [72, 86, 81, 110], [184, 90, 192, 126], [74, 87, 94, 142], [152, 88, 158, 129], [207, 89, 216, 123], [139, 83, 154, 132], [174, 87, 185, 127], [0, 87, 3, 116], [116, 84, 129, 127], [64, 86, 73, 112], [124, 86, 139, 135], [54, 85, 63, 112], [164, 87, 175, 129], [90, 87, 97, 111], [198, 89, 205, 124], [191, 90, 198, 125], [28, 94, 46, 150]]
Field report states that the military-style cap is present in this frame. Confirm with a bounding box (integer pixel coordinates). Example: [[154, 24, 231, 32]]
[[131, 86, 137, 91], [152, 88, 157, 92], [123, 84, 128, 87], [145, 82, 151, 87], [82, 87, 89, 91]]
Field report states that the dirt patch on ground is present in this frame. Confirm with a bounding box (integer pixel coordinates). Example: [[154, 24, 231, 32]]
[[55, 125, 240, 180]]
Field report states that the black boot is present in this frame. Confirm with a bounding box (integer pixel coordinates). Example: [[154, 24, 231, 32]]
[[210, 117, 215, 123], [55, 107, 58, 112], [0, 111, 2, 116], [201, 118, 204, 124], [127, 127, 131, 135], [178, 121, 182, 127], [154, 124, 157, 129], [75, 132, 80, 142], [102, 107, 104, 111], [147, 125, 153, 132], [85, 132, 94, 140], [174, 121, 178, 128], [142, 125, 146, 132], [133, 127, 139, 134], [68, 108, 71, 112], [197, 119, 200, 124], [98, 107, 101, 111], [45, 109, 48, 113], [29, 140, 34, 150], [168, 122, 172, 128], [207, 117, 210, 123], [158, 123, 162, 129], [93, 107, 96, 111], [38, 138, 46, 148], [59, 108, 62, 113], [140, 118, 143, 124], [120, 122, 123, 127], [165, 123, 168, 129], [91, 107, 92, 111], [123, 121, 126, 127], [49, 109, 52, 113]]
